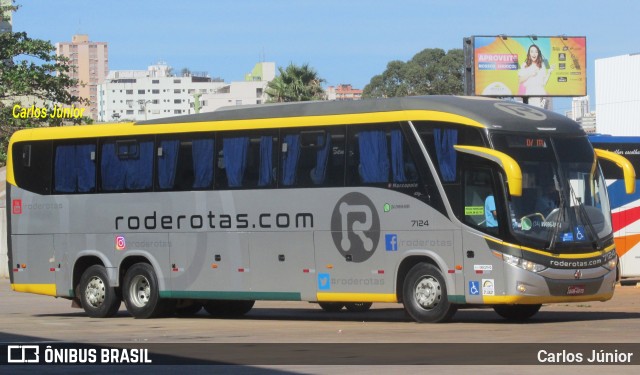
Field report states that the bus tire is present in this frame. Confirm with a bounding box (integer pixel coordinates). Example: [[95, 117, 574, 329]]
[[493, 304, 542, 321], [203, 300, 255, 317], [122, 263, 168, 319], [403, 263, 457, 323], [345, 302, 372, 312], [318, 302, 345, 312], [79, 265, 121, 318]]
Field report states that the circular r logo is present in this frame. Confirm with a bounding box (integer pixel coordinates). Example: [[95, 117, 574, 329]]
[[331, 192, 380, 262]]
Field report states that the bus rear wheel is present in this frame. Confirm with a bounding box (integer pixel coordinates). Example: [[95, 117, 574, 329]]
[[402, 263, 457, 323], [203, 300, 255, 317], [123, 263, 171, 319], [493, 304, 542, 321], [79, 265, 121, 318]]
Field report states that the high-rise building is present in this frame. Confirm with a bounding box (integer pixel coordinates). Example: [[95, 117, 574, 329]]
[[570, 96, 590, 121], [56, 34, 109, 121], [595, 53, 640, 136], [98, 62, 275, 122]]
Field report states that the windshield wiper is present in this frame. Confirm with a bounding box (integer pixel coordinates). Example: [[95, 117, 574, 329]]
[[569, 183, 603, 250], [546, 175, 564, 252]]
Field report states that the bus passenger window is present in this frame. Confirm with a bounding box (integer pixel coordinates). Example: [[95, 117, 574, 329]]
[[280, 128, 344, 187], [218, 132, 277, 189], [157, 136, 214, 191], [54, 143, 96, 194], [348, 125, 418, 185], [101, 140, 153, 192]]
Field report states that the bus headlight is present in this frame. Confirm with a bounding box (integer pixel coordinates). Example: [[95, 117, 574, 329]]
[[500, 253, 547, 273], [602, 257, 618, 271]]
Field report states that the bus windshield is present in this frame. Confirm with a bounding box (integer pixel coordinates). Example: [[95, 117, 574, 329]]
[[492, 134, 613, 252]]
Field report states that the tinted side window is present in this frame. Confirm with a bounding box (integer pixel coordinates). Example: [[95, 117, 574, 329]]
[[157, 134, 215, 191], [100, 138, 154, 192], [280, 126, 345, 187], [217, 131, 277, 189], [347, 123, 419, 186], [53, 142, 96, 194], [11, 141, 52, 195]]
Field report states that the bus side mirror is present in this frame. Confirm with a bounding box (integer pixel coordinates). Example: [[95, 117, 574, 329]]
[[454, 145, 522, 197], [594, 148, 636, 194]]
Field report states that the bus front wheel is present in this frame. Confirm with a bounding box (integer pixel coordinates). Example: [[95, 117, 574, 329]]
[[403, 263, 457, 323], [79, 265, 121, 318], [122, 263, 171, 319], [318, 302, 345, 312]]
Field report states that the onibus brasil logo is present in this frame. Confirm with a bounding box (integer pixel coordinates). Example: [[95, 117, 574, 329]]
[[331, 192, 380, 262]]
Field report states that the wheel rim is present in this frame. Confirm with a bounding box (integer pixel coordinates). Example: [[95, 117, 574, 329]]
[[85, 276, 106, 308], [414, 275, 441, 310], [129, 275, 151, 308]]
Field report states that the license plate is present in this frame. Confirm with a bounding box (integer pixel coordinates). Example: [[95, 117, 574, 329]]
[[567, 285, 586, 295]]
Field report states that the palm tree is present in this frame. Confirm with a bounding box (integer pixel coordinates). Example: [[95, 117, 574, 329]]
[[265, 63, 325, 102]]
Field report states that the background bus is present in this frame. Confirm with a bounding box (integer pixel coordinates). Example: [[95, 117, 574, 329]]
[[589, 135, 640, 282], [6, 96, 633, 323]]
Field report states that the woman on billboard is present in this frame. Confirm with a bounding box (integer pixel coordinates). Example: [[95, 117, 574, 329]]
[[518, 44, 553, 97]]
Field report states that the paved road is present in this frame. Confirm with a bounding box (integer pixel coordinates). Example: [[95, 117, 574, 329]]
[[1, 278, 639, 374]]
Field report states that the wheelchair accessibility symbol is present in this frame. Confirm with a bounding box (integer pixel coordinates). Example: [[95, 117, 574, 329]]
[[469, 281, 480, 296], [575, 226, 586, 241]]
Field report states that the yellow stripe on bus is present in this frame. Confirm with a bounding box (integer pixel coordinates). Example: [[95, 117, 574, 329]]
[[482, 292, 614, 305], [316, 293, 398, 303], [11, 283, 57, 296], [484, 236, 616, 259]]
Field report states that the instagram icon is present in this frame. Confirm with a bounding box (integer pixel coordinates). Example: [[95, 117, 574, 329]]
[[115, 236, 126, 251]]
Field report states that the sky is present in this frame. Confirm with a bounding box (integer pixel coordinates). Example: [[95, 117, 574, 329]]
[[11, 0, 640, 114]]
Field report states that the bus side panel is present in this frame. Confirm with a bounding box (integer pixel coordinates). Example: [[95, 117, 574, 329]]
[[248, 232, 315, 300], [462, 231, 506, 304], [168, 232, 250, 297], [10, 234, 56, 295]]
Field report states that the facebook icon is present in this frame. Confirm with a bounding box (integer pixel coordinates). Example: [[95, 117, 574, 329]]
[[385, 234, 398, 251]]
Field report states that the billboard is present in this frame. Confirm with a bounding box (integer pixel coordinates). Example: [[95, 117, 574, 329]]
[[467, 36, 586, 97]]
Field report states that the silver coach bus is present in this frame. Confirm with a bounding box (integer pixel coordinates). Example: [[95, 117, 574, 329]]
[[6, 96, 635, 322]]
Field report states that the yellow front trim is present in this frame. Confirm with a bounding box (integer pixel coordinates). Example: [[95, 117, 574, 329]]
[[483, 292, 613, 304], [454, 145, 522, 197], [484, 236, 616, 259], [12, 283, 57, 296], [6, 110, 484, 186], [317, 293, 398, 303], [595, 148, 636, 194]]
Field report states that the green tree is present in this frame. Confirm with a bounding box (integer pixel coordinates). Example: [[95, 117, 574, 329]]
[[0, 1, 91, 165], [265, 63, 325, 102], [362, 48, 464, 98]]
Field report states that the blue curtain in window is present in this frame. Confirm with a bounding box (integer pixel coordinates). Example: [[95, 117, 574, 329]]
[[76, 144, 96, 193], [158, 140, 179, 189], [258, 136, 273, 187], [390, 130, 407, 183], [101, 143, 126, 191], [192, 138, 214, 188], [434, 128, 458, 182], [310, 134, 331, 185], [358, 130, 389, 183], [224, 137, 249, 187], [282, 134, 301, 186], [125, 141, 153, 190], [54, 145, 77, 193]]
